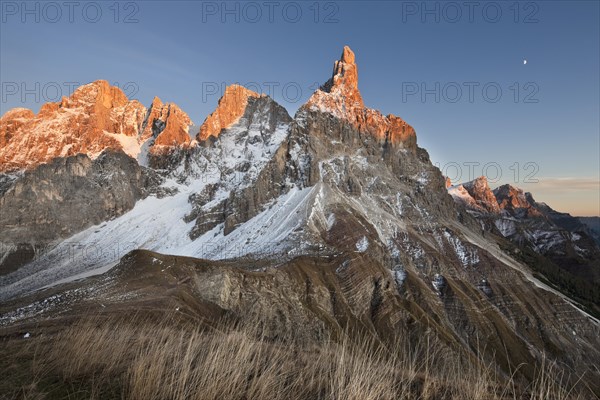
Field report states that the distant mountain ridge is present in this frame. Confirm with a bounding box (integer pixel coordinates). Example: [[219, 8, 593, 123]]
[[448, 176, 600, 315]]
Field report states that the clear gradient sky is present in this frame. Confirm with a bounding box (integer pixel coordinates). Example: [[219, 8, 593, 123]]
[[1, 0, 598, 215]]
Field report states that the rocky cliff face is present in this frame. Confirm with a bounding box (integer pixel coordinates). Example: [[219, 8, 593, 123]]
[[197, 85, 263, 141], [1, 47, 599, 395], [449, 176, 599, 257], [0, 80, 193, 172], [185, 89, 292, 238], [0, 150, 162, 275], [493, 184, 542, 218], [143, 97, 192, 153], [452, 176, 501, 214]]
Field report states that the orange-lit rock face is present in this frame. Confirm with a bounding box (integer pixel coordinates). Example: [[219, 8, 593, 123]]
[[198, 85, 262, 141], [306, 46, 416, 148], [0, 81, 145, 172], [462, 176, 501, 214], [152, 105, 190, 147], [0, 81, 192, 172], [494, 184, 542, 216], [0, 108, 34, 148], [142, 97, 192, 154], [141, 97, 167, 141], [445, 177, 452, 189]]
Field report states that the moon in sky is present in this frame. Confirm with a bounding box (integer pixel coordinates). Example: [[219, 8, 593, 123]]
[[523, 59, 528, 65]]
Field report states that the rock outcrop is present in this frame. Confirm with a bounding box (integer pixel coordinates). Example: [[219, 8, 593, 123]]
[[460, 176, 501, 213], [305, 46, 416, 148], [197, 85, 263, 141], [449, 177, 600, 318], [0, 150, 160, 275], [187, 91, 293, 238], [0, 81, 144, 172], [142, 97, 192, 154]]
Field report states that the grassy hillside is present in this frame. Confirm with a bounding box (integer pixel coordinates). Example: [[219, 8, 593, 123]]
[[1, 313, 594, 400]]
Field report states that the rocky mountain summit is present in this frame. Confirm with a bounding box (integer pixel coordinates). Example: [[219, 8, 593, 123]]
[[0, 80, 192, 172], [197, 84, 263, 141], [1, 47, 599, 396], [306, 46, 416, 147]]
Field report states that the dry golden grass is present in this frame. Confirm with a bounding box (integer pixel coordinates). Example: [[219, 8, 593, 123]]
[[1, 314, 593, 400]]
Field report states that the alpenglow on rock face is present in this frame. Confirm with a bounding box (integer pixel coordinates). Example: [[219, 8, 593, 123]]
[[142, 96, 192, 153], [493, 183, 541, 217], [1, 46, 599, 396], [306, 46, 416, 148], [459, 176, 501, 214], [197, 85, 263, 141], [0, 80, 193, 172]]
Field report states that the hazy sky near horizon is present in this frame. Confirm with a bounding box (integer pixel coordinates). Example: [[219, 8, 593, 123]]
[[1, 0, 599, 215]]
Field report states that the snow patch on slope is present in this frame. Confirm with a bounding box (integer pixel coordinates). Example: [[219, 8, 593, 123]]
[[356, 236, 369, 252], [177, 186, 315, 259], [443, 230, 480, 267], [104, 132, 144, 159]]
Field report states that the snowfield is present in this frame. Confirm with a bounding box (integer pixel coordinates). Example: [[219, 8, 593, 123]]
[[0, 106, 292, 300]]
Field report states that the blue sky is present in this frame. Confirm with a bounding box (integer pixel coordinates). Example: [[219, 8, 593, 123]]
[[1, 0, 599, 215]]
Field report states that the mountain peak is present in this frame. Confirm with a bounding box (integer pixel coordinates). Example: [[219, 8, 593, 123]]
[[463, 176, 490, 190], [150, 96, 163, 108], [450, 179, 544, 217], [197, 84, 262, 141], [340, 45, 356, 64], [460, 176, 501, 213], [64, 80, 129, 110], [0, 81, 197, 171], [322, 45, 361, 97], [314, 46, 363, 109], [143, 99, 193, 153], [493, 183, 541, 216], [305, 46, 416, 148], [0, 107, 34, 120], [0, 108, 35, 149]]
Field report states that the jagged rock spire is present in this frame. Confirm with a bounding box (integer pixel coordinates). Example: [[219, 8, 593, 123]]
[[322, 46, 361, 100], [305, 46, 416, 148]]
